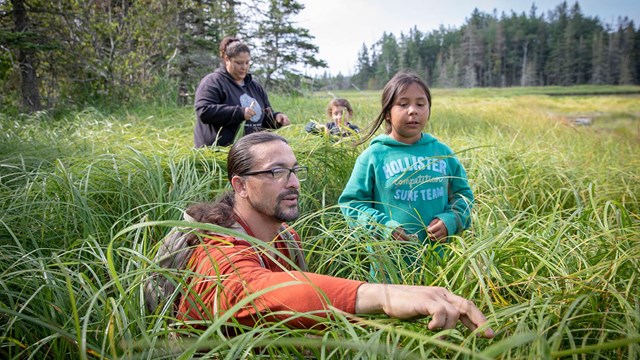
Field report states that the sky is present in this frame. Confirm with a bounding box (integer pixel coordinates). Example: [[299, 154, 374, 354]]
[[295, 0, 640, 76]]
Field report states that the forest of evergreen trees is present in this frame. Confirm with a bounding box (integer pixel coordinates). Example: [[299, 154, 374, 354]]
[[1, 0, 324, 113], [1, 0, 638, 113], [329, 2, 639, 90]]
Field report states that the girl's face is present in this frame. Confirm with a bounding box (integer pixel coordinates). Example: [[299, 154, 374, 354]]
[[388, 83, 430, 144], [330, 106, 351, 125], [225, 52, 251, 83]]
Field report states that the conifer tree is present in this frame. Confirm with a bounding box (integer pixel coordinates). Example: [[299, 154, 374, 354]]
[[374, 32, 399, 86], [353, 43, 374, 90], [2, 0, 44, 112], [252, 0, 326, 92]]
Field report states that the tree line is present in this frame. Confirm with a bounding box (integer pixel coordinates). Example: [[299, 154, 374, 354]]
[[340, 2, 639, 90], [1, 1, 638, 114], [0, 0, 324, 113]]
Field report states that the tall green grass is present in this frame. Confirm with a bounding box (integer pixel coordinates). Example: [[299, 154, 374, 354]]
[[1, 87, 639, 358]]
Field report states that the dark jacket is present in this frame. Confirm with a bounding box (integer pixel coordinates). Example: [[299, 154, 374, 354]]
[[194, 67, 282, 147]]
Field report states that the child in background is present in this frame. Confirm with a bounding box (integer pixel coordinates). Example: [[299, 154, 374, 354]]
[[338, 72, 473, 279], [305, 98, 360, 137]]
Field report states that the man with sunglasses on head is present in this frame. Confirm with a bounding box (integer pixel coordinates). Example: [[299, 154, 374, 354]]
[[150, 132, 494, 337]]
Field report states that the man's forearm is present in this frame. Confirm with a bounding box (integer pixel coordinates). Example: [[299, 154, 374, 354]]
[[354, 283, 384, 314]]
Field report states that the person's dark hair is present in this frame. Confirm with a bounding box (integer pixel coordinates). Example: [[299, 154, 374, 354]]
[[227, 132, 289, 182], [185, 194, 235, 228], [326, 98, 353, 118], [357, 72, 432, 145], [219, 36, 251, 59]]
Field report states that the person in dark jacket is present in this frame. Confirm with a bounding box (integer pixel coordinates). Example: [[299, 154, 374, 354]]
[[194, 37, 290, 147]]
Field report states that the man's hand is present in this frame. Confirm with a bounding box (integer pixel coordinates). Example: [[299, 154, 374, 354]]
[[427, 218, 448, 242], [355, 284, 495, 338]]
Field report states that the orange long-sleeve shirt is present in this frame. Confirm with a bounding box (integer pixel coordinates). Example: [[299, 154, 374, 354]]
[[176, 226, 364, 328]]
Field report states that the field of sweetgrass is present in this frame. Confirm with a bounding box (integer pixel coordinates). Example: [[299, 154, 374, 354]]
[[1, 86, 639, 359]]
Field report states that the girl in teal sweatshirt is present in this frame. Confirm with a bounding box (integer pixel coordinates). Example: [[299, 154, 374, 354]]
[[338, 72, 473, 278]]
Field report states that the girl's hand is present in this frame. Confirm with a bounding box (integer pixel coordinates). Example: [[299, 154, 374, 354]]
[[427, 218, 448, 242], [392, 227, 418, 242]]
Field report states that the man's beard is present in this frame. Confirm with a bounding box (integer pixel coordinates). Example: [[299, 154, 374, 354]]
[[274, 189, 300, 222], [249, 189, 299, 222]]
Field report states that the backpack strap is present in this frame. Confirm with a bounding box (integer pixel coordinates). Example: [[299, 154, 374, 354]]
[[279, 224, 308, 271]]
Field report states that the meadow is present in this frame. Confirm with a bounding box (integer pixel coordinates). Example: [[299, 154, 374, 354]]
[[1, 86, 639, 359]]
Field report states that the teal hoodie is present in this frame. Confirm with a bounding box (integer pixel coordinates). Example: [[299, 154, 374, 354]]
[[339, 133, 473, 244]]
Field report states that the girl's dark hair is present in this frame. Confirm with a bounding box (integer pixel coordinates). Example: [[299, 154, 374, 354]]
[[326, 98, 353, 117], [219, 36, 251, 59], [357, 72, 432, 145], [186, 132, 289, 227]]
